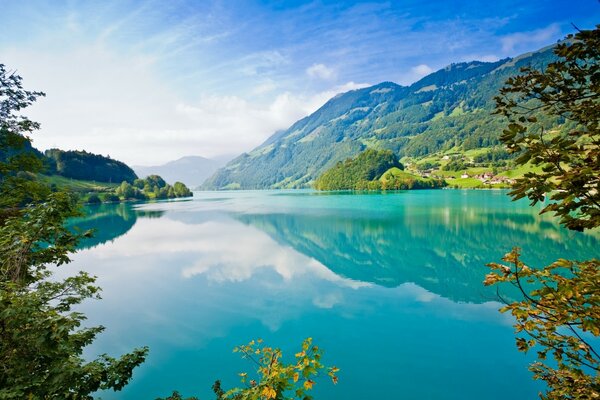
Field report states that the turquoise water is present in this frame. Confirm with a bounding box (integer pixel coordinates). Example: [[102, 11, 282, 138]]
[[62, 190, 599, 400]]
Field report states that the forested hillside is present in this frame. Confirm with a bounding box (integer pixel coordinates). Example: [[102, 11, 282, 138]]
[[314, 149, 401, 190], [45, 149, 137, 183], [203, 44, 560, 189]]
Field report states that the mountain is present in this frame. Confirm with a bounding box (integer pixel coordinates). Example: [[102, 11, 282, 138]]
[[203, 44, 558, 190], [133, 155, 227, 188]]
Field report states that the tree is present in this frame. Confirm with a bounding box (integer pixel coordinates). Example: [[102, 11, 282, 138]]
[[145, 174, 167, 189], [495, 26, 600, 232], [0, 64, 49, 221], [314, 149, 403, 190], [173, 181, 192, 197], [486, 26, 600, 399], [157, 338, 338, 400], [0, 64, 148, 398]]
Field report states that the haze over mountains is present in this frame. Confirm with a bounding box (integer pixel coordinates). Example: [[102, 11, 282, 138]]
[[134, 156, 231, 188], [202, 43, 558, 190]]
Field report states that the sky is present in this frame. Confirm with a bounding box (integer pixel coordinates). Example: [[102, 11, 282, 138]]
[[1, 0, 598, 165]]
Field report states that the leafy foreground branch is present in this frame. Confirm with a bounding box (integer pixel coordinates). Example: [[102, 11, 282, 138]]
[[0, 193, 149, 399], [494, 26, 600, 232], [158, 338, 339, 400], [488, 25, 600, 399], [1, 63, 148, 398], [485, 249, 600, 399]]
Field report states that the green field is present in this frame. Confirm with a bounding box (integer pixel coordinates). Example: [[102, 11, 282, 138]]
[[40, 175, 117, 193], [379, 167, 421, 182]]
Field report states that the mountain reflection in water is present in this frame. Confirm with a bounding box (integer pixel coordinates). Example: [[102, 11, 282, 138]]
[[64, 190, 597, 400]]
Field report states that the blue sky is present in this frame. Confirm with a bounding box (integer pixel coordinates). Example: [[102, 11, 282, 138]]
[[1, 0, 598, 164]]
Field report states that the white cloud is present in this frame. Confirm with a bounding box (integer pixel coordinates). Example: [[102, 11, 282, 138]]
[[396, 64, 436, 85], [303, 81, 371, 111], [306, 63, 336, 80], [252, 80, 278, 95], [4, 41, 369, 166], [500, 23, 561, 54], [171, 81, 370, 161], [85, 215, 369, 290], [411, 64, 433, 77]]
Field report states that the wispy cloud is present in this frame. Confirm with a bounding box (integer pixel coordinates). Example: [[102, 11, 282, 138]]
[[306, 63, 337, 80], [1, 0, 594, 164], [500, 23, 561, 53], [411, 64, 433, 77], [238, 50, 290, 76]]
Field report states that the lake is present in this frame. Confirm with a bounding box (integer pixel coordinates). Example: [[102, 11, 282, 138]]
[[62, 190, 599, 400]]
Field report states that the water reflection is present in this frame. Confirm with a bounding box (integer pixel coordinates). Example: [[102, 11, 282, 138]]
[[69, 192, 599, 304], [69, 202, 165, 249], [234, 207, 597, 303], [63, 190, 598, 400]]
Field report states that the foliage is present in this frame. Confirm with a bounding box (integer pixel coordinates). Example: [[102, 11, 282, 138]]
[[173, 181, 193, 197], [102, 192, 120, 202], [0, 65, 49, 219], [314, 149, 402, 190], [218, 338, 338, 400], [45, 148, 138, 184], [485, 249, 599, 399], [472, 147, 512, 164], [379, 167, 446, 190], [86, 193, 101, 204], [115, 181, 146, 200], [114, 176, 192, 200], [155, 339, 338, 400], [0, 64, 148, 398], [442, 158, 470, 171], [487, 26, 600, 400], [415, 161, 440, 171], [495, 26, 600, 232], [143, 174, 167, 189], [0, 193, 149, 399], [156, 391, 198, 400]]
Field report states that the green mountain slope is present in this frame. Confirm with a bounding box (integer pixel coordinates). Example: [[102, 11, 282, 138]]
[[203, 44, 558, 190]]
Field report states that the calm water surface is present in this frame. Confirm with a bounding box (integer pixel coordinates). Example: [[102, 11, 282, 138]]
[[62, 190, 599, 400]]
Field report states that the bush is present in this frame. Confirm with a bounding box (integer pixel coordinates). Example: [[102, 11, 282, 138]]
[[86, 193, 101, 204]]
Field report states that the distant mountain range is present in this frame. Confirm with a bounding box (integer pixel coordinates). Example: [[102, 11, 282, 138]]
[[134, 155, 231, 188], [203, 43, 559, 190]]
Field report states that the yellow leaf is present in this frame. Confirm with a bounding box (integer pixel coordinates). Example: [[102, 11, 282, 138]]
[[293, 372, 299, 383], [261, 386, 277, 399], [304, 379, 315, 390]]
